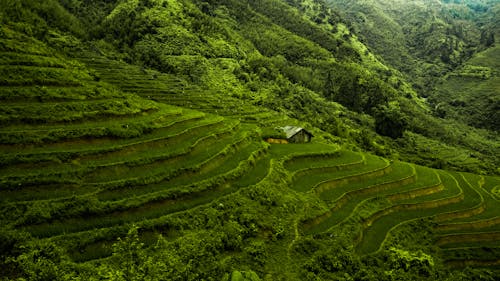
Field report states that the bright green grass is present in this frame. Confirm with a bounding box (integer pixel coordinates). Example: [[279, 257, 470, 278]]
[[89, 129, 243, 190], [0, 94, 161, 131], [0, 38, 51, 55], [356, 165, 441, 209], [285, 150, 359, 172], [223, 109, 269, 117], [395, 171, 462, 204], [355, 171, 472, 254], [431, 172, 485, 224], [62, 152, 269, 262], [0, 112, 205, 176], [291, 153, 389, 192], [387, 165, 443, 201], [79, 53, 291, 129], [0, 65, 91, 86], [78, 56, 184, 92], [0, 109, 202, 158], [0, 84, 124, 102], [0, 52, 69, 68], [400, 132, 490, 174], [22, 141, 267, 237], [0, 111, 201, 177], [310, 166, 442, 234], [269, 142, 338, 158], [483, 175, 500, 199], [303, 162, 415, 234], [435, 44, 500, 134], [0, 31, 52, 55], [358, 175, 490, 254], [0, 101, 177, 144], [84, 122, 238, 183], [81, 53, 298, 131], [319, 161, 414, 202], [0, 118, 233, 194], [235, 155, 271, 188], [118, 133, 264, 191], [95, 127, 258, 200], [437, 174, 499, 229], [81, 118, 230, 166], [0, 99, 156, 126]]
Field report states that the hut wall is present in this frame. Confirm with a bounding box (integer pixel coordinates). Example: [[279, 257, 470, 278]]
[[290, 130, 311, 143]]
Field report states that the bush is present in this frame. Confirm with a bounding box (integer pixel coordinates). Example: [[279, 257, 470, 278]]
[[261, 127, 287, 140], [374, 103, 408, 139], [2, 0, 84, 38]]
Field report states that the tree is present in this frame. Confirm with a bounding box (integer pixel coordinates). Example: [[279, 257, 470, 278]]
[[14, 240, 72, 281], [99, 226, 149, 281], [374, 103, 408, 139]]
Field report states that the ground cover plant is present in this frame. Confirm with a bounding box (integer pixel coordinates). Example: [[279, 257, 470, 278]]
[[0, 1, 499, 280]]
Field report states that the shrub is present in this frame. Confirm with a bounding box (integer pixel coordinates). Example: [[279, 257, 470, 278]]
[[261, 127, 287, 140]]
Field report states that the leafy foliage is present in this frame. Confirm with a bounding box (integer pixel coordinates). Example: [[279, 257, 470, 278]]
[[0, 1, 500, 281]]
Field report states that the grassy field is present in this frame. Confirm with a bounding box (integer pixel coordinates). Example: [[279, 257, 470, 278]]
[[1, 25, 499, 277]]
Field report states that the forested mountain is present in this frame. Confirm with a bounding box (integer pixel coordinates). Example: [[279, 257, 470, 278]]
[[7, 0, 494, 174], [0, 0, 499, 280], [326, 0, 500, 131], [326, 0, 497, 84]]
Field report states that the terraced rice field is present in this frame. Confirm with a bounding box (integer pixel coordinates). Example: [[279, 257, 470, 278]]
[[77, 51, 298, 128], [278, 147, 500, 267], [0, 29, 272, 261], [1, 27, 499, 271]]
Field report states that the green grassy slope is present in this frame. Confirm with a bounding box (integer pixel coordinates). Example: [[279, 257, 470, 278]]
[[0, 26, 269, 274], [1, 1, 500, 281], [52, 0, 497, 176]]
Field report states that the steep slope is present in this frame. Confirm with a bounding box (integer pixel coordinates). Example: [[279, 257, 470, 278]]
[[54, 0, 498, 174], [1, 23, 500, 281], [0, 24, 272, 279], [433, 43, 500, 131], [433, 2, 500, 131], [1, 1, 500, 280], [326, 0, 496, 87], [326, 0, 500, 132]]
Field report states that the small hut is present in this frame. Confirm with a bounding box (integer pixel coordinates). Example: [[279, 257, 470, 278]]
[[280, 126, 313, 143]]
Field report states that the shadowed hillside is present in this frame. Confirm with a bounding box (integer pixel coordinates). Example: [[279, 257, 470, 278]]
[[326, 0, 500, 132]]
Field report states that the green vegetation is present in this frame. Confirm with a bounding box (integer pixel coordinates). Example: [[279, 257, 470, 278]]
[[325, 0, 499, 174], [0, 0, 499, 280]]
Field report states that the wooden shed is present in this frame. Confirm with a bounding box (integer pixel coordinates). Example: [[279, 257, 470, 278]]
[[280, 126, 313, 143]]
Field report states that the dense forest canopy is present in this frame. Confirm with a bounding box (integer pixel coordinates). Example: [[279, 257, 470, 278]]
[[326, 0, 500, 131]]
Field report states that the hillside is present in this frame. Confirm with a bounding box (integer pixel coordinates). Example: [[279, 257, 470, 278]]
[[326, 0, 500, 132], [433, 42, 500, 131], [325, 0, 498, 86], [433, 2, 500, 131], [0, 0, 499, 280]]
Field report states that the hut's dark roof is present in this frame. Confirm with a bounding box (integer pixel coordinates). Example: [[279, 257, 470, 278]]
[[279, 126, 313, 139]]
